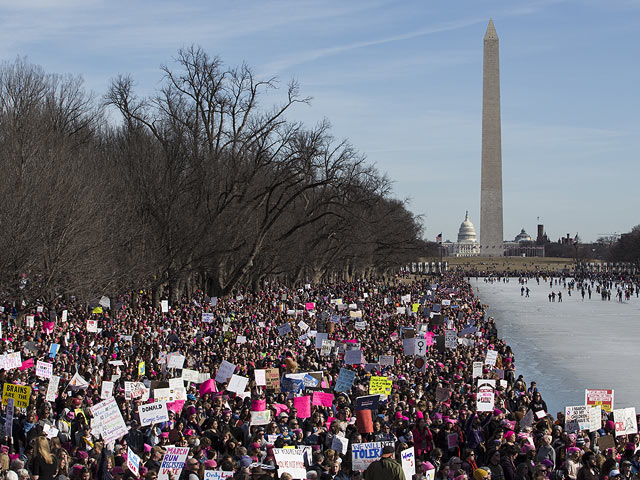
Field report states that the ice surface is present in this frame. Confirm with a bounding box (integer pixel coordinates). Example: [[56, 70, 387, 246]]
[[470, 278, 640, 415]]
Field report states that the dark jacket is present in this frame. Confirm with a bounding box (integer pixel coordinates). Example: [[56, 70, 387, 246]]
[[364, 457, 406, 480]]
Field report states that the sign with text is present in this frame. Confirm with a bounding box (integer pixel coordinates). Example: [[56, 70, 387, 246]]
[[2, 383, 31, 408], [139, 401, 169, 426], [585, 389, 614, 413], [159, 446, 189, 480]]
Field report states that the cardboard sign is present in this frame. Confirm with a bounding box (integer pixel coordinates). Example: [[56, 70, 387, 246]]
[[139, 401, 169, 426], [36, 361, 53, 379], [2, 384, 31, 408], [585, 389, 614, 413], [265, 368, 280, 390], [159, 446, 189, 480], [613, 407, 637, 436], [273, 449, 306, 479]]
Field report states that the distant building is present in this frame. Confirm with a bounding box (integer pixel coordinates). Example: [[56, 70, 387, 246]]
[[504, 227, 545, 257], [442, 212, 480, 257]]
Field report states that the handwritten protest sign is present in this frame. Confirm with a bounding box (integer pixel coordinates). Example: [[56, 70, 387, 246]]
[[589, 405, 602, 432], [167, 354, 185, 370], [265, 368, 280, 390], [379, 355, 395, 366], [613, 407, 637, 436], [250, 410, 271, 426], [227, 375, 249, 394], [312, 391, 334, 407], [277, 323, 292, 336], [273, 448, 306, 479], [90, 396, 128, 444], [181, 368, 199, 383], [565, 405, 590, 433], [46, 376, 60, 402], [254, 369, 266, 386], [204, 472, 233, 480], [334, 368, 356, 393], [294, 396, 311, 418], [139, 401, 169, 426], [344, 349, 364, 365], [127, 448, 140, 477], [2, 384, 31, 408], [159, 446, 189, 480], [472, 361, 483, 379], [485, 349, 497, 366], [585, 389, 614, 412], [369, 376, 392, 395], [215, 360, 236, 383], [86, 320, 98, 332], [36, 361, 53, 379], [402, 447, 416, 480]]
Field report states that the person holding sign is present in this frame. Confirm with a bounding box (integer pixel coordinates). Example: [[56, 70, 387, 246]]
[[364, 445, 406, 480]]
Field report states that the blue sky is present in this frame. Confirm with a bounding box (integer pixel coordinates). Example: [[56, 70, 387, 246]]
[[2, 0, 639, 243]]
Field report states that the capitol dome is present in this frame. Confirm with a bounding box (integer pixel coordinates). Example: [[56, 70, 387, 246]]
[[515, 228, 532, 242], [457, 211, 477, 244]]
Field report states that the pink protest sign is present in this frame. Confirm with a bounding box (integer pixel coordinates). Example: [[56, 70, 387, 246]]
[[305, 302, 315, 311], [312, 391, 334, 407], [294, 396, 311, 418], [251, 399, 266, 411], [166, 400, 185, 414]]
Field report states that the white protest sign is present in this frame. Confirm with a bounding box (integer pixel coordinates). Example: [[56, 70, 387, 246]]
[[254, 369, 266, 387], [250, 410, 271, 426], [298, 320, 309, 331], [215, 361, 236, 383], [379, 355, 395, 366], [201, 313, 214, 323], [485, 349, 498, 366], [277, 323, 292, 336], [472, 362, 483, 379], [101, 381, 114, 399], [352, 442, 394, 472], [477, 390, 495, 412], [26, 315, 35, 328], [414, 338, 428, 356], [46, 375, 60, 402], [87, 320, 98, 333], [168, 378, 184, 389], [204, 472, 233, 480], [565, 405, 590, 433], [613, 407, 638, 436], [235, 335, 247, 344], [5, 397, 13, 438], [227, 375, 249, 394], [331, 435, 349, 455], [36, 361, 53, 379], [127, 447, 140, 477], [273, 448, 306, 479], [90, 396, 129, 444], [160, 300, 169, 313], [403, 338, 415, 356], [401, 447, 416, 480], [167, 355, 185, 370], [589, 405, 602, 432], [315, 333, 329, 349], [153, 388, 175, 403], [3, 352, 22, 370], [344, 349, 364, 365], [159, 446, 190, 480], [445, 330, 457, 349], [61, 310, 68, 322], [138, 401, 169, 426], [181, 368, 199, 383]]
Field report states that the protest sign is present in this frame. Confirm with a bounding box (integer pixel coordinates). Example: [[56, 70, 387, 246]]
[[49, 343, 60, 358], [472, 361, 483, 379], [215, 360, 236, 383], [125, 381, 147, 400], [332, 435, 349, 455], [476, 390, 495, 412], [402, 338, 415, 356], [201, 312, 214, 323], [2, 383, 31, 408], [598, 435, 615, 451], [445, 330, 457, 349], [181, 368, 199, 383], [334, 368, 356, 393], [344, 349, 364, 365], [369, 376, 392, 395], [5, 398, 13, 438], [227, 375, 249, 393], [585, 389, 614, 412], [87, 320, 98, 332], [277, 323, 292, 336], [294, 396, 311, 418], [2, 352, 21, 370], [613, 407, 637, 436], [90, 396, 128, 444], [46, 376, 60, 402], [352, 441, 395, 471], [160, 300, 169, 313], [565, 405, 590, 433], [485, 349, 497, 366], [169, 378, 184, 389], [101, 381, 114, 399], [436, 387, 450, 403], [159, 446, 189, 480], [414, 338, 427, 356], [254, 369, 266, 386], [167, 354, 185, 370], [235, 335, 247, 344], [204, 472, 233, 480], [589, 405, 602, 432], [138, 401, 169, 426], [379, 355, 395, 366], [265, 368, 280, 391], [402, 447, 416, 480], [127, 448, 140, 477], [36, 361, 53, 379], [355, 395, 380, 411], [273, 448, 306, 479], [250, 410, 271, 426], [312, 391, 334, 407]]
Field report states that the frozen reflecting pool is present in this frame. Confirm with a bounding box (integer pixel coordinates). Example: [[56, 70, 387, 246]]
[[469, 277, 640, 415]]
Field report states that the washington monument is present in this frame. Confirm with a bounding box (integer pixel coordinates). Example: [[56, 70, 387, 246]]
[[480, 19, 504, 256]]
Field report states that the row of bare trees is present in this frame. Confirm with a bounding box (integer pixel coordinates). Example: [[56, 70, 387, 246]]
[[0, 49, 434, 306]]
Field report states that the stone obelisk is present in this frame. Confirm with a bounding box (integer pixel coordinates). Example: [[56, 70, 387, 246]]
[[480, 19, 504, 257]]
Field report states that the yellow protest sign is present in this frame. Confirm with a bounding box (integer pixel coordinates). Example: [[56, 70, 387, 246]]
[[2, 384, 31, 408], [412, 303, 420, 313], [138, 361, 145, 376], [369, 376, 393, 395]]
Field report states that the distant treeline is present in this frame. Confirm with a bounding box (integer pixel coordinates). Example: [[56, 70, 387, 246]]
[[0, 50, 436, 305]]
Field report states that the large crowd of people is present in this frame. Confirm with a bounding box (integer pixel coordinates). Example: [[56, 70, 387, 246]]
[[0, 273, 637, 480]]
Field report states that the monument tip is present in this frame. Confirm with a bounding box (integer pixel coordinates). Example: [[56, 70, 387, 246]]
[[484, 19, 498, 41]]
